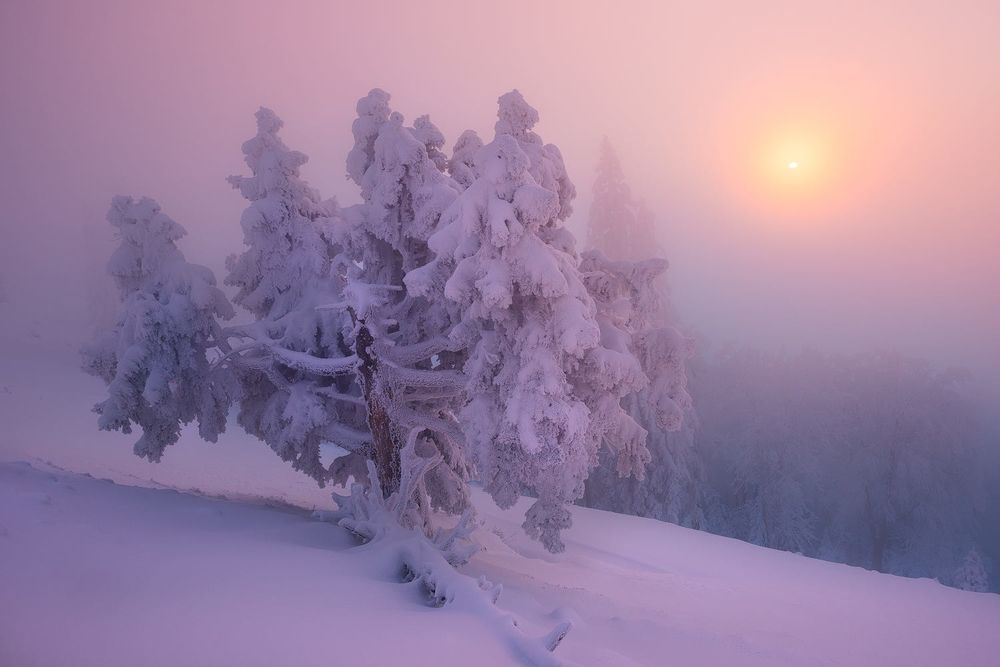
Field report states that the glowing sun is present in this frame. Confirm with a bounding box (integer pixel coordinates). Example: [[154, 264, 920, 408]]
[[787, 161, 799, 170]]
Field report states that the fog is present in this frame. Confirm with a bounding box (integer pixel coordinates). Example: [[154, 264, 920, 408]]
[[2, 0, 1000, 615], [1, 0, 998, 386]]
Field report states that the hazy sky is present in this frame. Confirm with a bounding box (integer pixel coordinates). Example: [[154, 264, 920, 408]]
[[1, 0, 998, 383]]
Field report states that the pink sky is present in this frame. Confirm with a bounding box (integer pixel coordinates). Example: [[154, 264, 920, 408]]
[[1, 0, 997, 383]]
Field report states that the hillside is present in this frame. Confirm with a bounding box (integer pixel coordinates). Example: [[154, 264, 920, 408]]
[[2, 458, 999, 666], [2, 320, 999, 666]]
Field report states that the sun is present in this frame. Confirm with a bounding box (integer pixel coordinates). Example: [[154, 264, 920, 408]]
[[713, 86, 874, 218], [725, 124, 845, 216]]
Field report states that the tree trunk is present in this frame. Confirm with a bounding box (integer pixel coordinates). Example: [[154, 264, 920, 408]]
[[355, 320, 400, 497]]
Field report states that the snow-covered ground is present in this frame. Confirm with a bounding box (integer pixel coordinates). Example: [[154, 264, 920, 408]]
[[2, 319, 1000, 666]]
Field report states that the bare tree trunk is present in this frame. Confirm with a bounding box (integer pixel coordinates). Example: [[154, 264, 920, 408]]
[[355, 320, 400, 497]]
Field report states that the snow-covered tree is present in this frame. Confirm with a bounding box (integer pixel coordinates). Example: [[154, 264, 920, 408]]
[[408, 97, 655, 551], [221, 107, 354, 483], [411, 114, 449, 173], [579, 251, 701, 526], [82, 196, 234, 461], [731, 434, 818, 555], [225, 108, 339, 323], [834, 355, 983, 576], [694, 348, 990, 585], [953, 549, 991, 592], [84, 90, 680, 559], [495, 90, 576, 222], [586, 138, 663, 261], [448, 130, 484, 190], [576, 135, 701, 527], [695, 349, 828, 553], [334, 90, 471, 515], [214, 97, 471, 522]]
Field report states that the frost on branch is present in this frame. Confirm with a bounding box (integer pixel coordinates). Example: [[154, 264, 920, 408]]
[[81, 196, 235, 461]]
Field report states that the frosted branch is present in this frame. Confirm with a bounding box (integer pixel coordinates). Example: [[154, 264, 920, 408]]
[[269, 346, 359, 376]]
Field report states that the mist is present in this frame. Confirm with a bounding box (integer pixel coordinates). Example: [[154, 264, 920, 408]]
[[1, 0, 997, 386], [2, 3, 1000, 661]]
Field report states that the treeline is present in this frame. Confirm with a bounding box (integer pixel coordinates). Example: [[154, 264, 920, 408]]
[[694, 348, 995, 591], [581, 142, 996, 592]]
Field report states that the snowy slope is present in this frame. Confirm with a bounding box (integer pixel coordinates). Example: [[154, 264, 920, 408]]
[[2, 459, 999, 667], [2, 317, 1000, 666], [0, 461, 514, 666]]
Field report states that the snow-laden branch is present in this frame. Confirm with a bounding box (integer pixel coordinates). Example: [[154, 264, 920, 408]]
[[269, 346, 359, 376], [210, 341, 269, 370]]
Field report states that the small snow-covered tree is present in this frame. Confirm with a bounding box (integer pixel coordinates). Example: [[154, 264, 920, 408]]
[[953, 549, 991, 592], [82, 196, 234, 461], [225, 108, 340, 323]]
